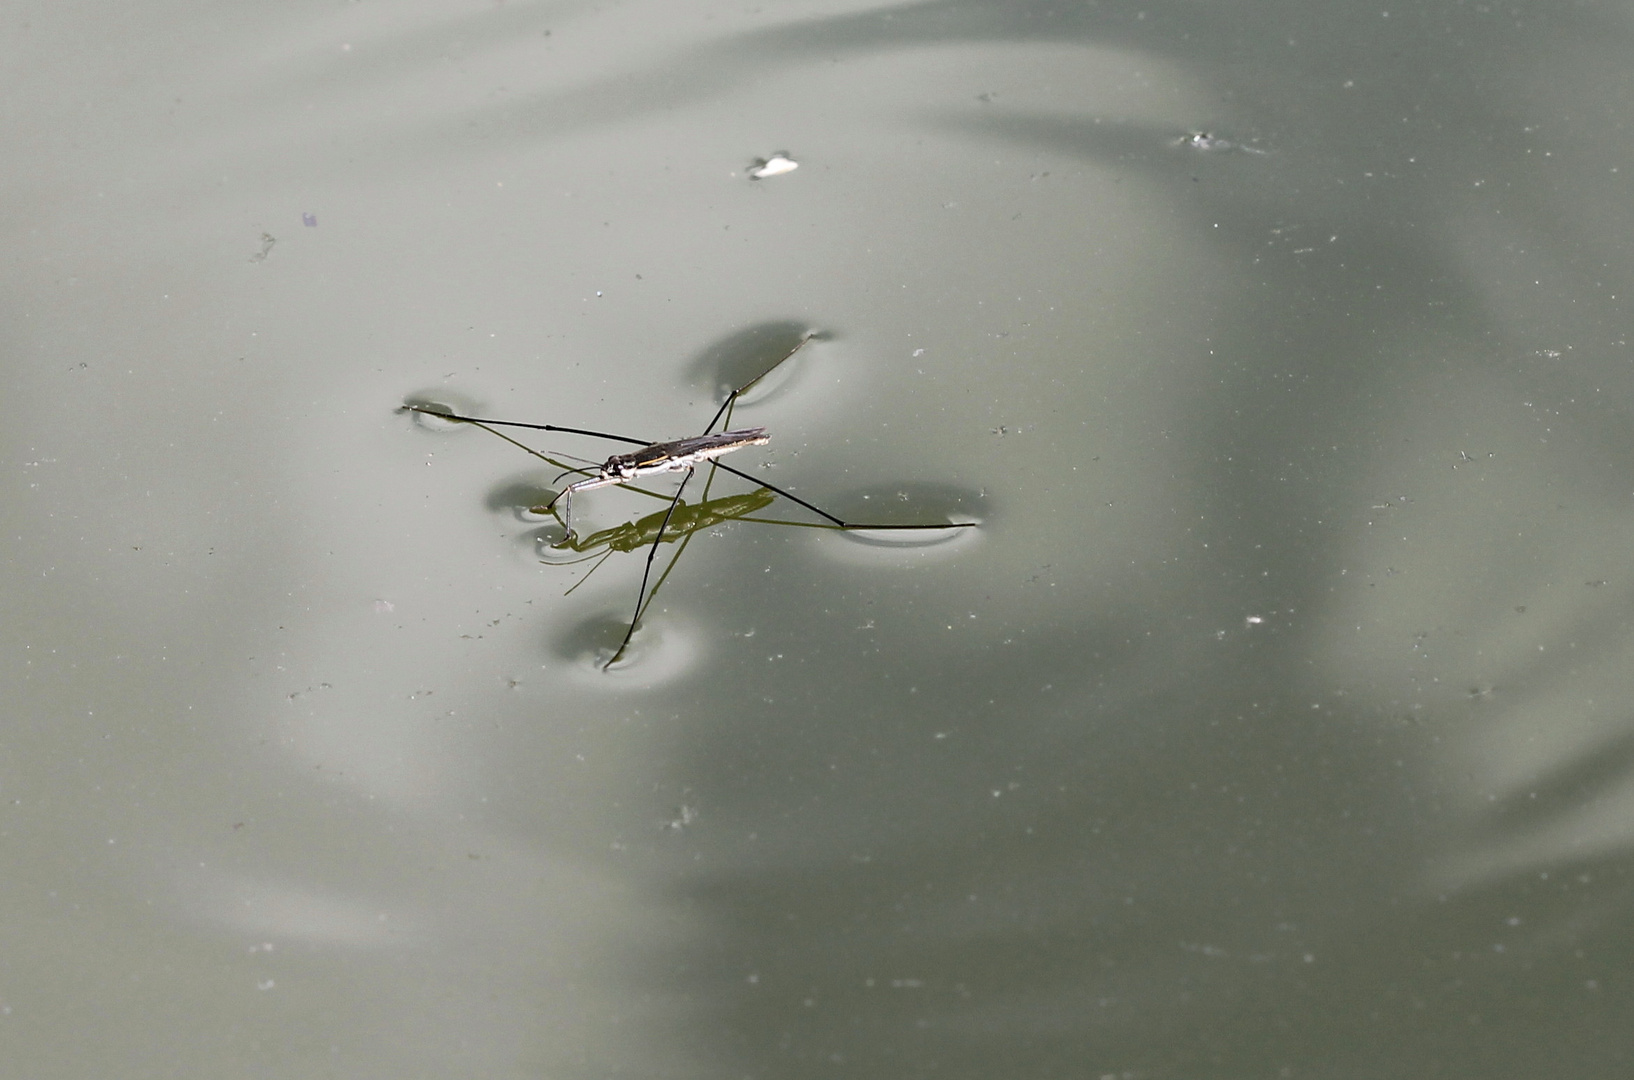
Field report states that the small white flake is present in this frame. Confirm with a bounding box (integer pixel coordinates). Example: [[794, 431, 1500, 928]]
[[748, 152, 798, 179]]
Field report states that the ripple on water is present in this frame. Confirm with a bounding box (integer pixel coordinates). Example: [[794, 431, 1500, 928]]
[[548, 610, 702, 685], [528, 522, 598, 566], [399, 393, 480, 432], [809, 481, 988, 564], [485, 477, 564, 522], [682, 320, 821, 410]]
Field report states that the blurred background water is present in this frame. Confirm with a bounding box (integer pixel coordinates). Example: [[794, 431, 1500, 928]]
[[6, 1, 1634, 1076]]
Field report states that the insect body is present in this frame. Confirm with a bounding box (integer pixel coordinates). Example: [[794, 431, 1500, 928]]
[[553, 428, 770, 539]]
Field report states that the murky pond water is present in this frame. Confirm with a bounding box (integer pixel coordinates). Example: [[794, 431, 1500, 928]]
[[7, 2, 1634, 1076]]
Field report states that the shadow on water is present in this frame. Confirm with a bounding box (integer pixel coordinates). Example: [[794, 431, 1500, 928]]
[[23, 0, 1628, 1075], [373, 2, 1634, 1075], [485, 477, 567, 520], [445, 3, 1634, 1078], [681, 320, 822, 409]]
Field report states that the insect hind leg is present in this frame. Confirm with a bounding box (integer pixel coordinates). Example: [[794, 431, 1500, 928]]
[[605, 466, 696, 669]]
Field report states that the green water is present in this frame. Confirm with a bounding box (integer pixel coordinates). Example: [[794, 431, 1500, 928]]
[[5, 1, 1633, 1076]]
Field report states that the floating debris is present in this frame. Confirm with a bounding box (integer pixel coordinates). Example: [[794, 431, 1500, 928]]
[[1175, 131, 1268, 155], [748, 151, 798, 179]]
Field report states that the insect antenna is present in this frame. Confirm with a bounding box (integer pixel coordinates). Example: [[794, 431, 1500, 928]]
[[551, 448, 606, 469], [550, 464, 598, 487]]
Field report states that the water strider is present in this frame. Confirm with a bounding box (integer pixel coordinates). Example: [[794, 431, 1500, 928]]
[[403, 333, 973, 668], [546, 427, 771, 541]]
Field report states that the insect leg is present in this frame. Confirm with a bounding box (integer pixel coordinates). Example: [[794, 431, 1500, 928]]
[[606, 466, 695, 669], [635, 461, 722, 633], [708, 460, 969, 532], [553, 488, 575, 542], [699, 332, 815, 435], [544, 474, 627, 544], [400, 405, 651, 447]]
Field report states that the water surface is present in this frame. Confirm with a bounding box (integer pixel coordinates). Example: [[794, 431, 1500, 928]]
[[6, 1, 1634, 1076]]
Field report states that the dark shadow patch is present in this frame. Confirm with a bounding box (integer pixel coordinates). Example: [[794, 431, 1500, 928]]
[[484, 475, 568, 518], [682, 320, 825, 406]]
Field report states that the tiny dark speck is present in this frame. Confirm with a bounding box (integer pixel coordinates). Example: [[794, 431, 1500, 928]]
[[303, 212, 317, 226]]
